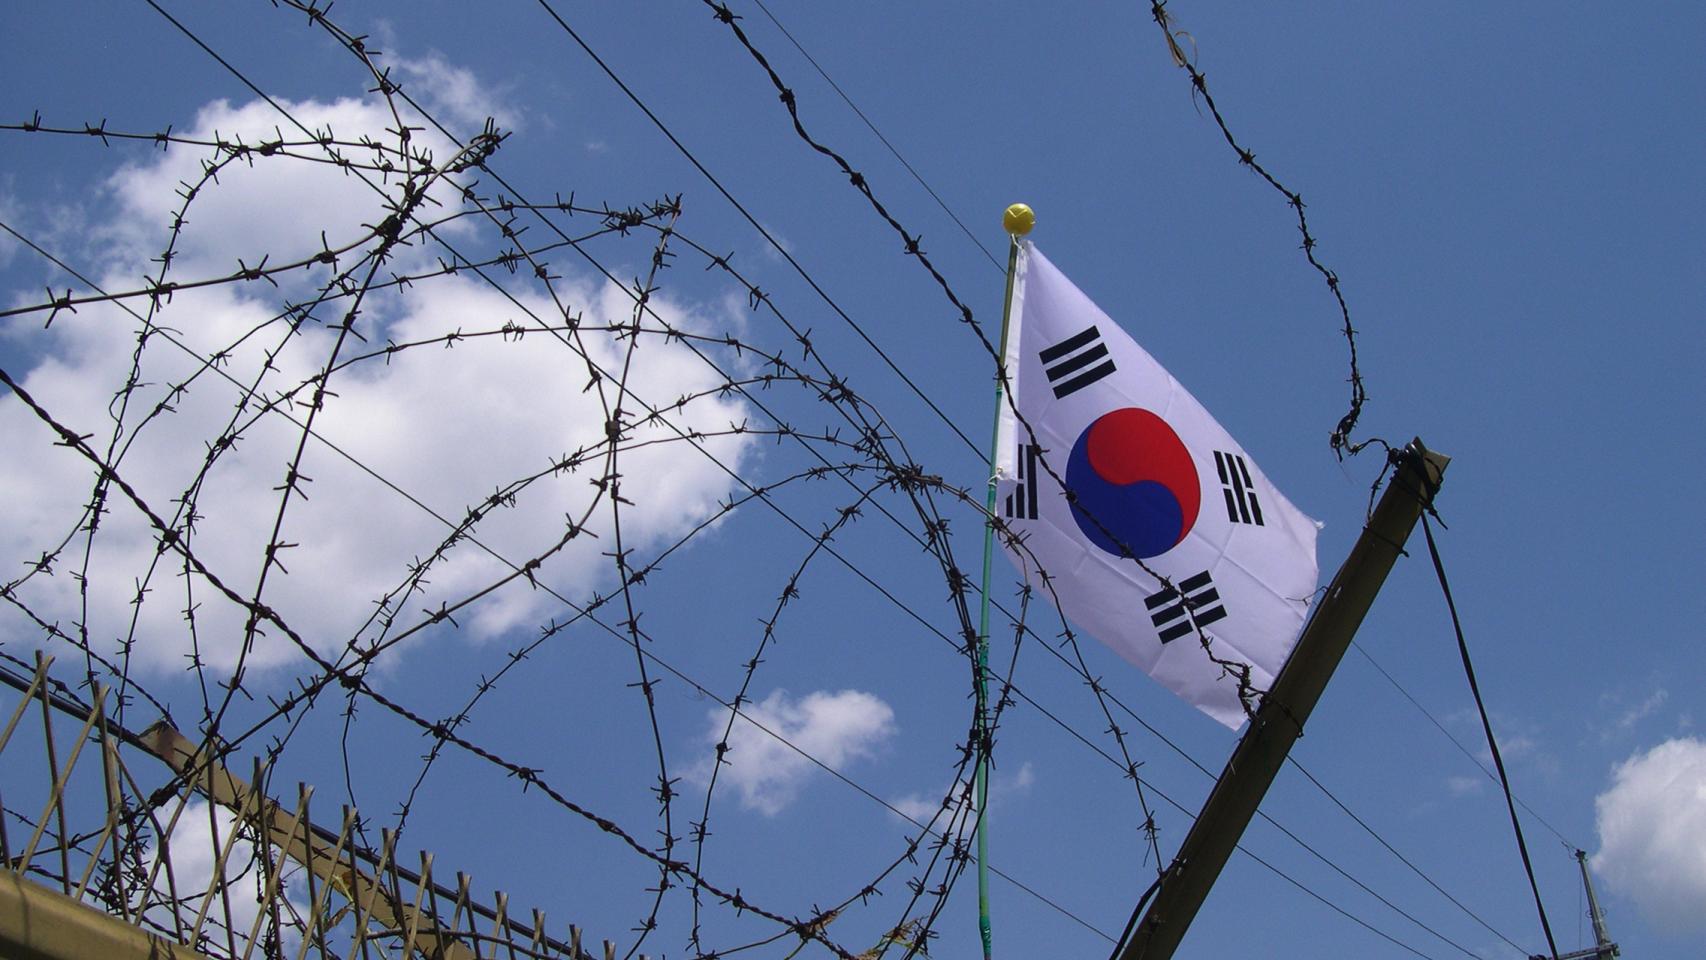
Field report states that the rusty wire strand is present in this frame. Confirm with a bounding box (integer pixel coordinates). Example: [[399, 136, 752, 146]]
[[251, 8, 1021, 949], [693, 0, 1275, 720], [526, 0, 984, 464], [6, 18, 989, 948], [1144, 0, 1376, 458], [0, 362, 867, 958], [0, 4, 1497, 958]]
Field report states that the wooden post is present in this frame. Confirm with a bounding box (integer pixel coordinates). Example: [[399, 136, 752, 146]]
[[1118, 440, 1449, 960]]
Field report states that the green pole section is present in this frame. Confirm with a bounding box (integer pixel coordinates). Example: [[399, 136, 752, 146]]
[[975, 205, 1031, 960]]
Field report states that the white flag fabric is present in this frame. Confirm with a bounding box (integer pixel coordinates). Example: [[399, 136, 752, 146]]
[[994, 243, 1319, 728]]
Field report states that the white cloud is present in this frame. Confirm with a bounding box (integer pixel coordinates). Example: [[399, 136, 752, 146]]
[[354, 22, 516, 133], [1452, 708, 1552, 776], [0, 184, 19, 269], [1597, 687, 1668, 742], [95, 93, 477, 284], [757, 223, 794, 264], [1591, 737, 1706, 933], [391, 52, 522, 134], [0, 86, 755, 677], [1445, 775, 1484, 797], [697, 689, 896, 816], [890, 790, 946, 825], [1480, 731, 1536, 766], [144, 798, 307, 952], [891, 760, 1035, 826]]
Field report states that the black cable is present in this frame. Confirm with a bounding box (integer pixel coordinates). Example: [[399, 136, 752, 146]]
[[1025, 629, 1504, 959], [9, 200, 1447, 960], [31, 8, 1003, 956], [1106, 873, 1162, 960], [1285, 756, 1527, 955], [1420, 511, 1559, 960], [54, 10, 1502, 957], [1349, 641, 1577, 849], [995, 639, 1476, 959], [745, 0, 1004, 273], [1010, 678, 1443, 960], [19, 20, 1025, 945], [528, 0, 985, 462]]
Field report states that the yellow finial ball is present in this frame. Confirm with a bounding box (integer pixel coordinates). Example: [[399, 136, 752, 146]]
[[1003, 203, 1035, 236]]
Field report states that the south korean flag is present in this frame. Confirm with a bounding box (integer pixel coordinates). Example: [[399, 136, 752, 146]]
[[994, 243, 1319, 728]]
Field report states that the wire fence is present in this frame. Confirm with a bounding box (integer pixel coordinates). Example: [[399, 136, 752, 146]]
[[0, 14, 1060, 953], [0, 3, 1551, 960], [0, 652, 653, 960]]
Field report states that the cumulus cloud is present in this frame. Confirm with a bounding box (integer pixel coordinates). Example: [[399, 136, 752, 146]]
[[1453, 708, 1553, 776], [0, 86, 754, 677], [1591, 737, 1706, 933], [890, 789, 948, 825], [892, 760, 1036, 826], [1445, 775, 1484, 797], [1597, 687, 1668, 742], [696, 689, 897, 816], [94, 93, 478, 283], [391, 51, 523, 133], [144, 798, 307, 951], [0, 186, 19, 269]]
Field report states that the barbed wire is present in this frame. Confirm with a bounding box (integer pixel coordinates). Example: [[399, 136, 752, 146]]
[[0, 3, 1533, 959], [677, 6, 1539, 954], [1143, 0, 1377, 459], [0, 356, 878, 957], [693, 0, 1285, 720], [254, 8, 1035, 952], [676, 5, 1549, 953], [2, 19, 1026, 950], [744, 0, 1005, 274]]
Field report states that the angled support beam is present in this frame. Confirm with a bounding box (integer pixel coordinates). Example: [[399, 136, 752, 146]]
[[1119, 439, 1450, 960], [138, 721, 480, 960], [0, 870, 215, 960]]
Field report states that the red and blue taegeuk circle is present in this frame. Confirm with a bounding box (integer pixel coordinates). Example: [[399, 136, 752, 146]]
[[1065, 408, 1200, 559]]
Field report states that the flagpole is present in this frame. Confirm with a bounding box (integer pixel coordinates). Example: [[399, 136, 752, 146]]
[[974, 203, 1034, 960]]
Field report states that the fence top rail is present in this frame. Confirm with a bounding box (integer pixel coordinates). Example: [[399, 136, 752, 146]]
[[0, 654, 613, 960]]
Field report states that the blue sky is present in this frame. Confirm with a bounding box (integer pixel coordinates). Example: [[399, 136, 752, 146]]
[[2, 3, 1702, 959]]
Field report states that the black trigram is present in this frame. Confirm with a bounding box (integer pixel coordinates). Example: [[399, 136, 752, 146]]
[[1144, 570, 1228, 644], [1039, 325, 1117, 398], [1214, 451, 1265, 526], [1003, 443, 1041, 520]]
